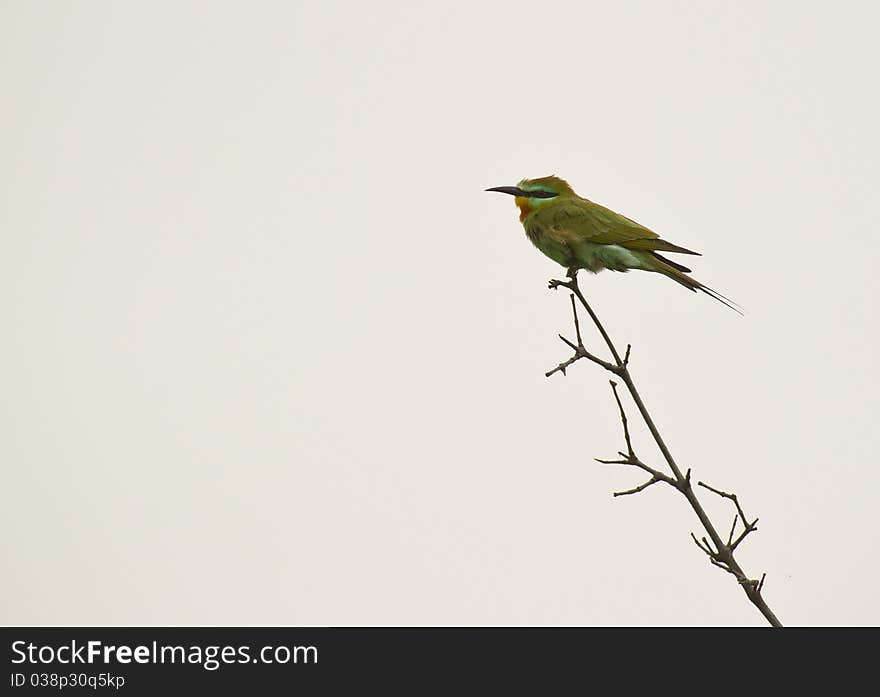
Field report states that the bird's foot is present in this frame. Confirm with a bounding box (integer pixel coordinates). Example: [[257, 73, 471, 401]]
[[549, 268, 579, 291]]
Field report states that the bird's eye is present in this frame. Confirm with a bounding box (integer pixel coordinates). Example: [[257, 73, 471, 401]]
[[528, 190, 558, 199]]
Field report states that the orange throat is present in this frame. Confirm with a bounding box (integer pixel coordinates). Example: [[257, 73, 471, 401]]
[[514, 196, 532, 222]]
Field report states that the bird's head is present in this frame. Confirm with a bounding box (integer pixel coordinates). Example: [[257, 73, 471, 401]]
[[486, 175, 574, 221]]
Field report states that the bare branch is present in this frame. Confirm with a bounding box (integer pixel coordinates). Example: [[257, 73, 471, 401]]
[[546, 272, 781, 627]]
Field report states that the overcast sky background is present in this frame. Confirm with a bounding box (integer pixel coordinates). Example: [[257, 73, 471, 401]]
[[3, 2, 878, 626]]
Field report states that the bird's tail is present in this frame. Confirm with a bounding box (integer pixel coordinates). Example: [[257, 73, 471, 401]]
[[648, 252, 743, 314]]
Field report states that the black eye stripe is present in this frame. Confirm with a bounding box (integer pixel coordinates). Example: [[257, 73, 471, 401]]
[[526, 190, 558, 199]]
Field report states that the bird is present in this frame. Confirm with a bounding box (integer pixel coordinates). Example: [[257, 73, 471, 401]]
[[486, 175, 739, 312]]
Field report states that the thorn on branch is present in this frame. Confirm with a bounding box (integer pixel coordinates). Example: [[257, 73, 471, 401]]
[[690, 532, 715, 557], [545, 354, 577, 378], [676, 468, 693, 493], [727, 514, 739, 546]]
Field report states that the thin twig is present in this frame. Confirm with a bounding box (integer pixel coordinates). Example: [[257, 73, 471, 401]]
[[543, 294, 621, 376], [595, 382, 677, 493], [613, 477, 663, 497], [697, 481, 749, 523], [609, 381, 634, 458], [698, 480, 760, 551], [569, 294, 583, 347]]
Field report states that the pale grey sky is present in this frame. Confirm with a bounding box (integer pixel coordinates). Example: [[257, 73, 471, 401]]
[[2, 1, 878, 625]]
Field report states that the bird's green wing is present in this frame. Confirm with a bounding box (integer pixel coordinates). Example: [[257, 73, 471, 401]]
[[545, 198, 699, 255]]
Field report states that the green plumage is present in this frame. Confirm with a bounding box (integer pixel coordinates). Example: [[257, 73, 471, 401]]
[[490, 175, 738, 311]]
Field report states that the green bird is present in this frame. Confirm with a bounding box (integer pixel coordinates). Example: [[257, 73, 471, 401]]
[[487, 175, 738, 311]]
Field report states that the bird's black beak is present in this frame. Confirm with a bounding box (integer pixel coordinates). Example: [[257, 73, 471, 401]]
[[485, 185, 527, 197]]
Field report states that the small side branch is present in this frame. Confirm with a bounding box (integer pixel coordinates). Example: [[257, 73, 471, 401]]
[[697, 480, 760, 551], [544, 293, 620, 377], [613, 476, 663, 497], [596, 381, 676, 496]]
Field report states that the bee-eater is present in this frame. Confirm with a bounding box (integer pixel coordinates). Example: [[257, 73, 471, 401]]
[[487, 175, 738, 311]]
